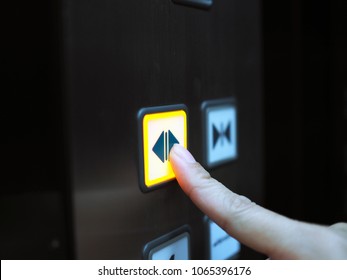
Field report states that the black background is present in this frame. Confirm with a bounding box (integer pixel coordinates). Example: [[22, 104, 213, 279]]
[[1, 0, 347, 259]]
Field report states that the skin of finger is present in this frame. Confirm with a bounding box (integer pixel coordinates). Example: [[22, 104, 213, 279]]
[[170, 146, 347, 259], [330, 223, 347, 236], [328, 223, 347, 258], [169, 147, 295, 257]]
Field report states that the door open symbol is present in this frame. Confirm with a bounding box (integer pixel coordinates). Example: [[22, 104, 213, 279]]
[[152, 130, 179, 163], [138, 104, 187, 191]]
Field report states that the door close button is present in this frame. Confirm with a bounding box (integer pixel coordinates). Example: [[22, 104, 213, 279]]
[[201, 98, 237, 168]]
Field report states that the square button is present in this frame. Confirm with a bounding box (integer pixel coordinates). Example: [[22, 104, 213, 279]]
[[201, 98, 237, 168], [205, 217, 241, 260], [143, 226, 190, 260], [137, 104, 188, 192]]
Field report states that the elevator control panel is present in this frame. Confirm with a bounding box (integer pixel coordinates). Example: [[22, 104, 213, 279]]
[[137, 104, 188, 192], [201, 98, 238, 168]]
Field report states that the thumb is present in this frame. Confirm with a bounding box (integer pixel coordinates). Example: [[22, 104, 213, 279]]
[[170, 144, 347, 259]]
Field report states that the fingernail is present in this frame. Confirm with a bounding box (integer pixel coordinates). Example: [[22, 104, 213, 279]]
[[171, 144, 196, 163]]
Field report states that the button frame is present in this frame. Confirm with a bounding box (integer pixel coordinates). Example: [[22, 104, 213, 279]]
[[143, 225, 191, 260], [204, 216, 240, 260], [201, 98, 238, 168], [137, 104, 188, 192]]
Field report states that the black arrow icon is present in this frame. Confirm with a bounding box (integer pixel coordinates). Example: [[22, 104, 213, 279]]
[[212, 122, 231, 148], [152, 130, 179, 163]]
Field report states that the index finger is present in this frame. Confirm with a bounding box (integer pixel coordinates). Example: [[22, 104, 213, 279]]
[[170, 144, 335, 259]]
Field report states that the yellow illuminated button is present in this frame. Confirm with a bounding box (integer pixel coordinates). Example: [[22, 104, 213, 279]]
[[138, 105, 188, 192]]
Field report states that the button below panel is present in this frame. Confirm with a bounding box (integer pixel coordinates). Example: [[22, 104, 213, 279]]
[[205, 216, 241, 260], [143, 226, 190, 260]]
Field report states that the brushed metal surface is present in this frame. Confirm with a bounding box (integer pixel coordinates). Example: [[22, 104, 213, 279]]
[[62, 0, 263, 259]]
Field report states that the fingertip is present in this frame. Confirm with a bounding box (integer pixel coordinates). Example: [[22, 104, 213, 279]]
[[170, 144, 196, 163]]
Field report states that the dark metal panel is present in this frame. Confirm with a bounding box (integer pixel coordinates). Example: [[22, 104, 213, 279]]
[[62, 0, 263, 259]]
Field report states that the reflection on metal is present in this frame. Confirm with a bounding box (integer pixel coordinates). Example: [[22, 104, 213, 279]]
[[172, 0, 213, 9]]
